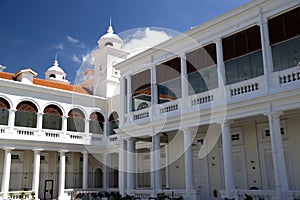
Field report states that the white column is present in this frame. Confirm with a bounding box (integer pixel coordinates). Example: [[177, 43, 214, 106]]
[[151, 59, 158, 105], [215, 38, 226, 88], [181, 55, 188, 97], [258, 10, 274, 75], [62, 116, 68, 133], [58, 150, 67, 200], [103, 153, 108, 189], [127, 138, 136, 194], [152, 134, 162, 196], [9, 109, 16, 133], [32, 149, 42, 200], [221, 121, 235, 199], [126, 75, 132, 114], [103, 121, 108, 137], [119, 140, 127, 196], [164, 145, 170, 189], [182, 128, 195, 199], [36, 113, 43, 131], [84, 119, 89, 134], [82, 152, 88, 190], [1, 147, 14, 200], [120, 76, 126, 125], [268, 111, 289, 199]]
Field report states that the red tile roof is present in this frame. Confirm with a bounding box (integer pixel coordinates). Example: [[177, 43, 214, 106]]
[[0, 71, 92, 95]]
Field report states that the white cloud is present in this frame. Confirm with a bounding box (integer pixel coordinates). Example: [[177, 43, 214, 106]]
[[74, 50, 96, 85], [123, 28, 173, 57], [66, 35, 86, 49], [55, 43, 64, 50], [71, 54, 81, 64], [67, 35, 79, 44]]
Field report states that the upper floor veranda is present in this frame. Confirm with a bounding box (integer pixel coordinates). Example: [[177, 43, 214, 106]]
[[116, 0, 300, 133]]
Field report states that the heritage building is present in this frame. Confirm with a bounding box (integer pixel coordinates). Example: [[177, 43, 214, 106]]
[[0, 0, 299, 199]]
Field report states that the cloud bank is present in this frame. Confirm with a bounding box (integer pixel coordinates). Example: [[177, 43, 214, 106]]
[[74, 28, 175, 84], [123, 28, 173, 57]]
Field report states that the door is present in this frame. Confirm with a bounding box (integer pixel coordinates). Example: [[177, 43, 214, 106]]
[[194, 155, 210, 199], [260, 147, 293, 189], [39, 164, 49, 199], [220, 148, 248, 190], [9, 164, 23, 191], [44, 180, 53, 200]]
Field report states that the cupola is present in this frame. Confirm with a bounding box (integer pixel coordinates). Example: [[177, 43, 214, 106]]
[[97, 19, 124, 50], [45, 57, 70, 84]]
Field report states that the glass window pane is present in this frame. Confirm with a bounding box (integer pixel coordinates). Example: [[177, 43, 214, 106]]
[[67, 118, 84, 132], [272, 37, 300, 71], [0, 108, 9, 125], [89, 120, 103, 134], [15, 111, 37, 128], [225, 50, 263, 84], [158, 77, 181, 104], [42, 114, 62, 130]]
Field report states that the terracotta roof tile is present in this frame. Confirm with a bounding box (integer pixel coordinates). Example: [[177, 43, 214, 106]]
[[0, 72, 14, 80], [0, 72, 92, 95]]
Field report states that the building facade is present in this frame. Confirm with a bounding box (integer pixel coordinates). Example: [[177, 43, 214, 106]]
[[0, 0, 300, 200]]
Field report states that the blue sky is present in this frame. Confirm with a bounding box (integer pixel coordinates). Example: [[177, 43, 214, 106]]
[[0, 0, 251, 83]]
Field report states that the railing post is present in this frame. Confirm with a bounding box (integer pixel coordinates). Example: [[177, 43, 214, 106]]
[[9, 109, 16, 133]]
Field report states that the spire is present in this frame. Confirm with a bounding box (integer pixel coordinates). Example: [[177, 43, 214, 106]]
[[107, 17, 114, 34], [53, 53, 59, 67]]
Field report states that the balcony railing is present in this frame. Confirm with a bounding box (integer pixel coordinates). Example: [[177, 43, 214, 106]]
[[278, 66, 300, 85], [133, 108, 150, 120], [227, 76, 264, 98], [123, 66, 300, 126], [159, 100, 179, 114]]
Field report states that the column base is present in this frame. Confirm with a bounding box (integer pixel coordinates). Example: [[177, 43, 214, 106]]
[[184, 189, 200, 200], [58, 193, 71, 200]]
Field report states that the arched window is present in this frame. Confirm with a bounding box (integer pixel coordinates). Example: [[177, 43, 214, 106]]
[[0, 97, 10, 125], [105, 42, 113, 47], [15, 101, 38, 128], [67, 108, 85, 132], [108, 112, 119, 136], [89, 112, 104, 134], [49, 74, 56, 78], [43, 105, 63, 130], [137, 102, 149, 111], [94, 168, 103, 188]]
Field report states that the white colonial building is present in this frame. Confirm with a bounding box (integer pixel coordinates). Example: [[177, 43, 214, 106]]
[[0, 0, 300, 200]]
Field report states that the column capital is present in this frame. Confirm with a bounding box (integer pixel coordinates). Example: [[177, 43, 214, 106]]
[[217, 120, 233, 127], [264, 111, 283, 119], [82, 151, 89, 155], [213, 38, 222, 44], [180, 126, 198, 134], [33, 149, 43, 152], [3, 147, 14, 151], [179, 53, 186, 59], [127, 137, 138, 143], [58, 150, 68, 154]]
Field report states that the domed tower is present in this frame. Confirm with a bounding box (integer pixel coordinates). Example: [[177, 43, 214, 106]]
[[45, 57, 70, 84], [93, 20, 129, 97]]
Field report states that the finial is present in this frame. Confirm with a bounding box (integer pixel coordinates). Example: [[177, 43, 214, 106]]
[[107, 17, 114, 33], [54, 53, 59, 66]]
